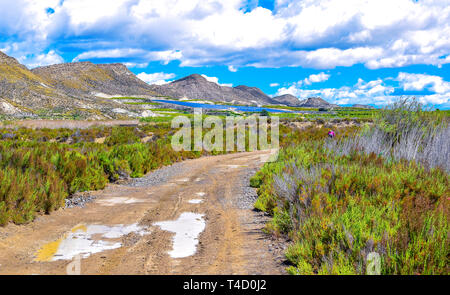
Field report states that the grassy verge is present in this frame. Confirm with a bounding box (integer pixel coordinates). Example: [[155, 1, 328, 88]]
[[251, 99, 449, 275]]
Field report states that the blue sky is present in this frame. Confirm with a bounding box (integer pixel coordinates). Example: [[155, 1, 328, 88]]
[[0, 0, 449, 108]]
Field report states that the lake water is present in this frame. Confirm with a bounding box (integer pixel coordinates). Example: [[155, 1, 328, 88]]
[[154, 99, 292, 113]]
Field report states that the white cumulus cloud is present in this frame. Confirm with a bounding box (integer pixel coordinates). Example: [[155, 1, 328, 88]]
[[19, 50, 64, 68], [302, 72, 330, 85], [137, 72, 176, 85], [228, 65, 237, 72], [1, 0, 449, 70], [397, 72, 450, 94]]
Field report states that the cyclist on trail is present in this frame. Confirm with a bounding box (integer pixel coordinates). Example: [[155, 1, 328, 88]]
[[328, 130, 335, 138]]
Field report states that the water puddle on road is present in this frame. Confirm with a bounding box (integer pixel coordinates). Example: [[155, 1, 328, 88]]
[[188, 199, 204, 204], [222, 164, 248, 169], [154, 212, 205, 259], [34, 223, 148, 262], [176, 178, 190, 182], [226, 165, 240, 169]]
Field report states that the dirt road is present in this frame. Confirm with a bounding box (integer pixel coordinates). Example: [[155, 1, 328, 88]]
[[0, 150, 287, 275]]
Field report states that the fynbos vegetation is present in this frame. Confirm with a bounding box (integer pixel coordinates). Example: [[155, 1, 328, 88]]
[[0, 124, 202, 225], [0, 117, 282, 226], [251, 99, 449, 274]]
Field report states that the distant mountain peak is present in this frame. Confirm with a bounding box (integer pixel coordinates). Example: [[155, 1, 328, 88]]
[[234, 85, 265, 94], [299, 97, 340, 108], [149, 74, 277, 105], [234, 85, 272, 101], [32, 61, 156, 98], [174, 74, 208, 83], [0, 51, 156, 119], [0, 51, 25, 67], [301, 97, 330, 106], [272, 94, 302, 106], [272, 94, 339, 108]]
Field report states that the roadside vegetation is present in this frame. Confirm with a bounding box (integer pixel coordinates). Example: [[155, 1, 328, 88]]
[[0, 124, 204, 225], [250, 99, 449, 275], [0, 117, 285, 226]]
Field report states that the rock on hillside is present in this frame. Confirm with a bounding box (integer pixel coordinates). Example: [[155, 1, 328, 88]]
[[32, 62, 157, 98], [149, 74, 278, 105]]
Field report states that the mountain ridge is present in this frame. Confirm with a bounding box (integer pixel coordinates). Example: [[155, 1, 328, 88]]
[[149, 74, 280, 105], [1, 50, 340, 118], [0, 51, 150, 119], [32, 62, 157, 98], [299, 97, 339, 108], [271, 94, 302, 106]]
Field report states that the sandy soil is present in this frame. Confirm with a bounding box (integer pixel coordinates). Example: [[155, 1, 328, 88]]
[[0, 151, 287, 275]]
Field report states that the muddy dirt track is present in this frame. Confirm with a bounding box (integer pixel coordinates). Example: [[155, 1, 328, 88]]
[[0, 150, 287, 275]]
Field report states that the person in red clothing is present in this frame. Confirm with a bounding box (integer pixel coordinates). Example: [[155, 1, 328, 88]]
[[328, 130, 335, 138]]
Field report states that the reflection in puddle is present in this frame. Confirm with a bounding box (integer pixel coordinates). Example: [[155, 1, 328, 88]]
[[154, 212, 205, 258], [97, 197, 144, 206], [188, 199, 204, 204], [35, 223, 148, 262]]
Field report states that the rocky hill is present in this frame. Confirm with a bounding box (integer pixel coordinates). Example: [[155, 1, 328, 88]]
[[0, 50, 342, 119], [32, 62, 157, 98], [149, 74, 278, 105], [298, 97, 339, 108], [233, 85, 279, 104], [272, 94, 302, 106], [0, 51, 72, 118], [0, 51, 152, 119], [272, 94, 339, 108]]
